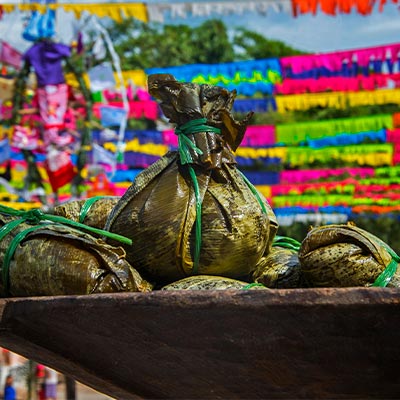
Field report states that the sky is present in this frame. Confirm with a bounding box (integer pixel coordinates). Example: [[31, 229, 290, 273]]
[[0, 0, 399, 55]]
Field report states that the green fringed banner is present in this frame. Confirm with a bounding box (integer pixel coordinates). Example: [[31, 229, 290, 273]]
[[276, 114, 393, 145]]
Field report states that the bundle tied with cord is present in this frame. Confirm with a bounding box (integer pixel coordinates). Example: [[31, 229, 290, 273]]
[[0, 205, 152, 297], [252, 236, 305, 289], [298, 223, 400, 288], [105, 74, 278, 285]]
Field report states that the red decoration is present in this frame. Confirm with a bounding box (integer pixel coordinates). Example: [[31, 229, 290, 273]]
[[291, 0, 398, 16]]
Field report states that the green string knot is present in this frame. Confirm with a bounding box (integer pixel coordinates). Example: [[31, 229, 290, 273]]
[[175, 118, 221, 165], [175, 118, 221, 137], [24, 208, 46, 225]]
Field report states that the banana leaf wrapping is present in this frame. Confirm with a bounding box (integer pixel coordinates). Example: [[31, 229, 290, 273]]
[[105, 74, 278, 284], [161, 275, 268, 291], [53, 196, 120, 229], [298, 223, 400, 288], [0, 212, 152, 297], [252, 247, 303, 289]]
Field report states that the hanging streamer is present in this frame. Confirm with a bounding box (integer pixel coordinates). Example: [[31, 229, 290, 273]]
[[276, 90, 400, 113], [276, 114, 393, 145], [281, 42, 400, 75], [88, 15, 129, 163], [147, 1, 292, 23], [146, 59, 282, 96], [1, 3, 148, 23]]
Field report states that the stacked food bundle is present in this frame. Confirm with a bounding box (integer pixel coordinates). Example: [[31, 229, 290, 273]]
[[298, 223, 400, 288], [0, 206, 152, 297], [104, 74, 279, 288]]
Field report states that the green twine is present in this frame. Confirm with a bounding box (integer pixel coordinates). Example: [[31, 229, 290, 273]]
[[0, 204, 132, 245], [175, 118, 221, 275], [175, 118, 221, 139], [188, 167, 202, 275], [372, 259, 399, 287], [241, 283, 266, 290], [237, 170, 267, 215], [79, 196, 116, 223], [272, 235, 301, 252], [175, 118, 221, 165], [372, 241, 400, 287], [0, 219, 26, 243]]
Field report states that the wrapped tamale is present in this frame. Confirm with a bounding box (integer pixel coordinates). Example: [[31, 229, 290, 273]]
[[53, 196, 120, 229], [0, 209, 152, 297], [252, 236, 304, 288], [106, 74, 278, 284], [161, 275, 268, 291], [298, 223, 400, 288]]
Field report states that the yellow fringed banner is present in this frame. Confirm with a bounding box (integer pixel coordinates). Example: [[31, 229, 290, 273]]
[[235, 146, 287, 159], [104, 139, 168, 156], [285, 144, 393, 167], [276, 89, 400, 113], [1, 3, 148, 23], [121, 70, 147, 88], [276, 92, 346, 113], [348, 89, 400, 108], [66, 70, 147, 90], [272, 194, 354, 207]]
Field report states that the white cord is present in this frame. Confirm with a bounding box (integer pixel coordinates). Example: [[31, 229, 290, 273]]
[[90, 14, 129, 159]]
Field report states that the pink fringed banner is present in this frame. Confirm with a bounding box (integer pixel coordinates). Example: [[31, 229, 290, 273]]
[[392, 142, 400, 164], [93, 101, 159, 120], [386, 129, 400, 144], [271, 181, 400, 196], [280, 167, 376, 184], [241, 125, 275, 147], [270, 179, 356, 196], [275, 74, 400, 95], [161, 129, 178, 147], [280, 43, 400, 74]]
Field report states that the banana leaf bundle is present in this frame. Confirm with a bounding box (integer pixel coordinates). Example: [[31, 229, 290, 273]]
[[161, 275, 268, 291], [53, 196, 120, 229], [252, 236, 305, 288], [0, 207, 152, 297], [106, 74, 278, 284], [298, 223, 400, 288]]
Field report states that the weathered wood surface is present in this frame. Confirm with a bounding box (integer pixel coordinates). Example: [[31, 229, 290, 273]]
[[0, 288, 399, 399]]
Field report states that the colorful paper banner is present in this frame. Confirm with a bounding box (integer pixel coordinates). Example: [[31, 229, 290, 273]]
[[280, 43, 400, 75], [276, 89, 400, 113], [276, 114, 393, 144], [146, 59, 282, 96], [0, 3, 148, 23], [275, 74, 400, 95]]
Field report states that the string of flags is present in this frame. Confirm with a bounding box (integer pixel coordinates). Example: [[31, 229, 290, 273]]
[[0, 0, 398, 22]]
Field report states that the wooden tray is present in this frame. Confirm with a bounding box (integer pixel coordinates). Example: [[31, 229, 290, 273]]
[[0, 288, 399, 399]]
